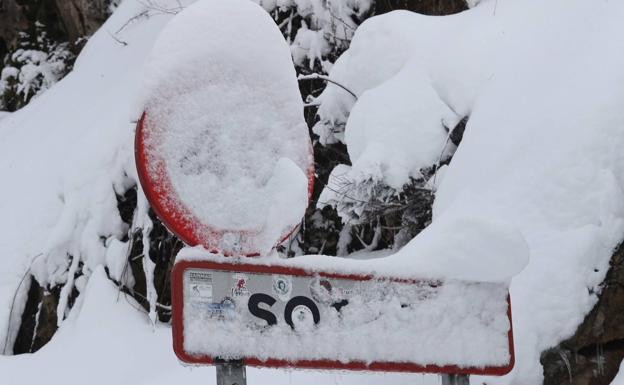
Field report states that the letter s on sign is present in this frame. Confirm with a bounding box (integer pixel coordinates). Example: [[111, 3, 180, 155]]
[[248, 293, 277, 326]]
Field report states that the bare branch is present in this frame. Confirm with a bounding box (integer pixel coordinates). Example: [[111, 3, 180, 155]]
[[298, 73, 358, 99], [108, 31, 128, 46]]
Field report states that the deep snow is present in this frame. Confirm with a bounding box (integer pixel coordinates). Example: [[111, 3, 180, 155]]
[[316, 0, 624, 383], [0, 0, 622, 384]]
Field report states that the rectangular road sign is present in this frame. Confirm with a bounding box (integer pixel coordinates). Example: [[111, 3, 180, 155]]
[[172, 259, 514, 375]]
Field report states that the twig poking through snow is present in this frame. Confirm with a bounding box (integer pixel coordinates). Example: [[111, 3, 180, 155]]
[[298, 73, 357, 99], [136, 191, 157, 327], [56, 253, 80, 327], [107, 31, 128, 46]]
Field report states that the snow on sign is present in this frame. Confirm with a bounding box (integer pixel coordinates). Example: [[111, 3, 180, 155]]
[[135, 0, 314, 257], [137, 0, 516, 379], [172, 258, 515, 375]]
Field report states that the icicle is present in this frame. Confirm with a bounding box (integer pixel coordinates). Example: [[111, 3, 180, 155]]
[[30, 301, 43, 352], [56, 253, 80, 327], [136, 190, 157, 327], [336, 223, 352, 256]]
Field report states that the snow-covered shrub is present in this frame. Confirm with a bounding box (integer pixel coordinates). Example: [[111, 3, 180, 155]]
[[255, 0, 373, 70], [256, 0, 469, 256], [0, 26, 79, 112], [321, 172, 434, 237]]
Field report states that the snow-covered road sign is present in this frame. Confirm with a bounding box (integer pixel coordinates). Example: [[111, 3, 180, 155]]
[[134, 0, 314, 258], [135, 110, 314, 257], [138, 0, 516, 379], [172, 259, 515, 375]]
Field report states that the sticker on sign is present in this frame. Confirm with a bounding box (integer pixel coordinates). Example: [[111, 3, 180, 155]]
[[172, 259, 515, 375]]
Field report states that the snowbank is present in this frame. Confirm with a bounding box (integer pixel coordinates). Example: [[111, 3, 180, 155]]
[[180, 223, 526, 283], [613, 364, 624, 385], [0, 0, 198, 354], [317, 0, 624, 383], [0, 0, 622, 384]]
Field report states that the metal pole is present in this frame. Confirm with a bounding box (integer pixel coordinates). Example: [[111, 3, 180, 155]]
[[441, 374, 469, 385], [216, 359, 246, 385]]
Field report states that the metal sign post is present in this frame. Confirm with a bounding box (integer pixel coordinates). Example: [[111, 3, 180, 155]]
[[215, 359, 246, 385], [441, 374, 470, 385]]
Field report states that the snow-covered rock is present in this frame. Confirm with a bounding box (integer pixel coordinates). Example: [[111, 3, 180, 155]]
[[317, 0, 624, 383]]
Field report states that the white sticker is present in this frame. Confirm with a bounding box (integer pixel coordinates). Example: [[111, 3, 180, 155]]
[[188, 271, 213, 302], [291, 305, 315, 331], [272, 275, 293, 300]]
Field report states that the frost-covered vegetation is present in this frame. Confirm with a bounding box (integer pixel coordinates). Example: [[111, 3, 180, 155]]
[[0, 25, 78, 111]]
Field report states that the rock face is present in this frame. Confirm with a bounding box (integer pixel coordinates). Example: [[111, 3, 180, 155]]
[[0, 0, 32, 58], [373, 0, 468, 15], [0, 0, 111, 111], [52, 0, 111, 41], [541, 243, 624, 385], [12, 277, 61, 354], [0, 0, 110, 57]]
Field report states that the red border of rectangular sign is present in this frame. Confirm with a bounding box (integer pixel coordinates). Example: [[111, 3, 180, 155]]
[[171, 260, 515, 375]]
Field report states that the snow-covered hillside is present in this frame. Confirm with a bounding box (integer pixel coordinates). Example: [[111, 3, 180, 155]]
[[0, 0, 623, 384], [317, 0, 624, 383]]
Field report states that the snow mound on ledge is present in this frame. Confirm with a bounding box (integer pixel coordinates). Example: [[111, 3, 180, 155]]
[[138, 0, 311, 255], [317, 0, 624, 383]]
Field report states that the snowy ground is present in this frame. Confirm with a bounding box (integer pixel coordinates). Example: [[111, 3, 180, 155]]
[[0, 0, 624, 384]]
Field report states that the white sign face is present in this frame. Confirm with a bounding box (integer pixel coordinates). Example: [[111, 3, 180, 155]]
[[173, 261, 514, 374]]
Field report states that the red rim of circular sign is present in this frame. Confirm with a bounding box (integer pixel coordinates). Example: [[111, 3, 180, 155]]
[[135, 111, 315, 257]]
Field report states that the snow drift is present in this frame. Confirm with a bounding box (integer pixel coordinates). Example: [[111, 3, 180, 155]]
[[317, 0, 624, 382], [0, 0, 622, 384]]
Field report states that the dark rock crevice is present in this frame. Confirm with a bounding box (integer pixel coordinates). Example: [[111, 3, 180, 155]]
[[541, 242, 624, 385], [116, 185, 182, 322], [0, 0, 110, 52], [12, 277, 61, 354], [373, 0, 468, 16]]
